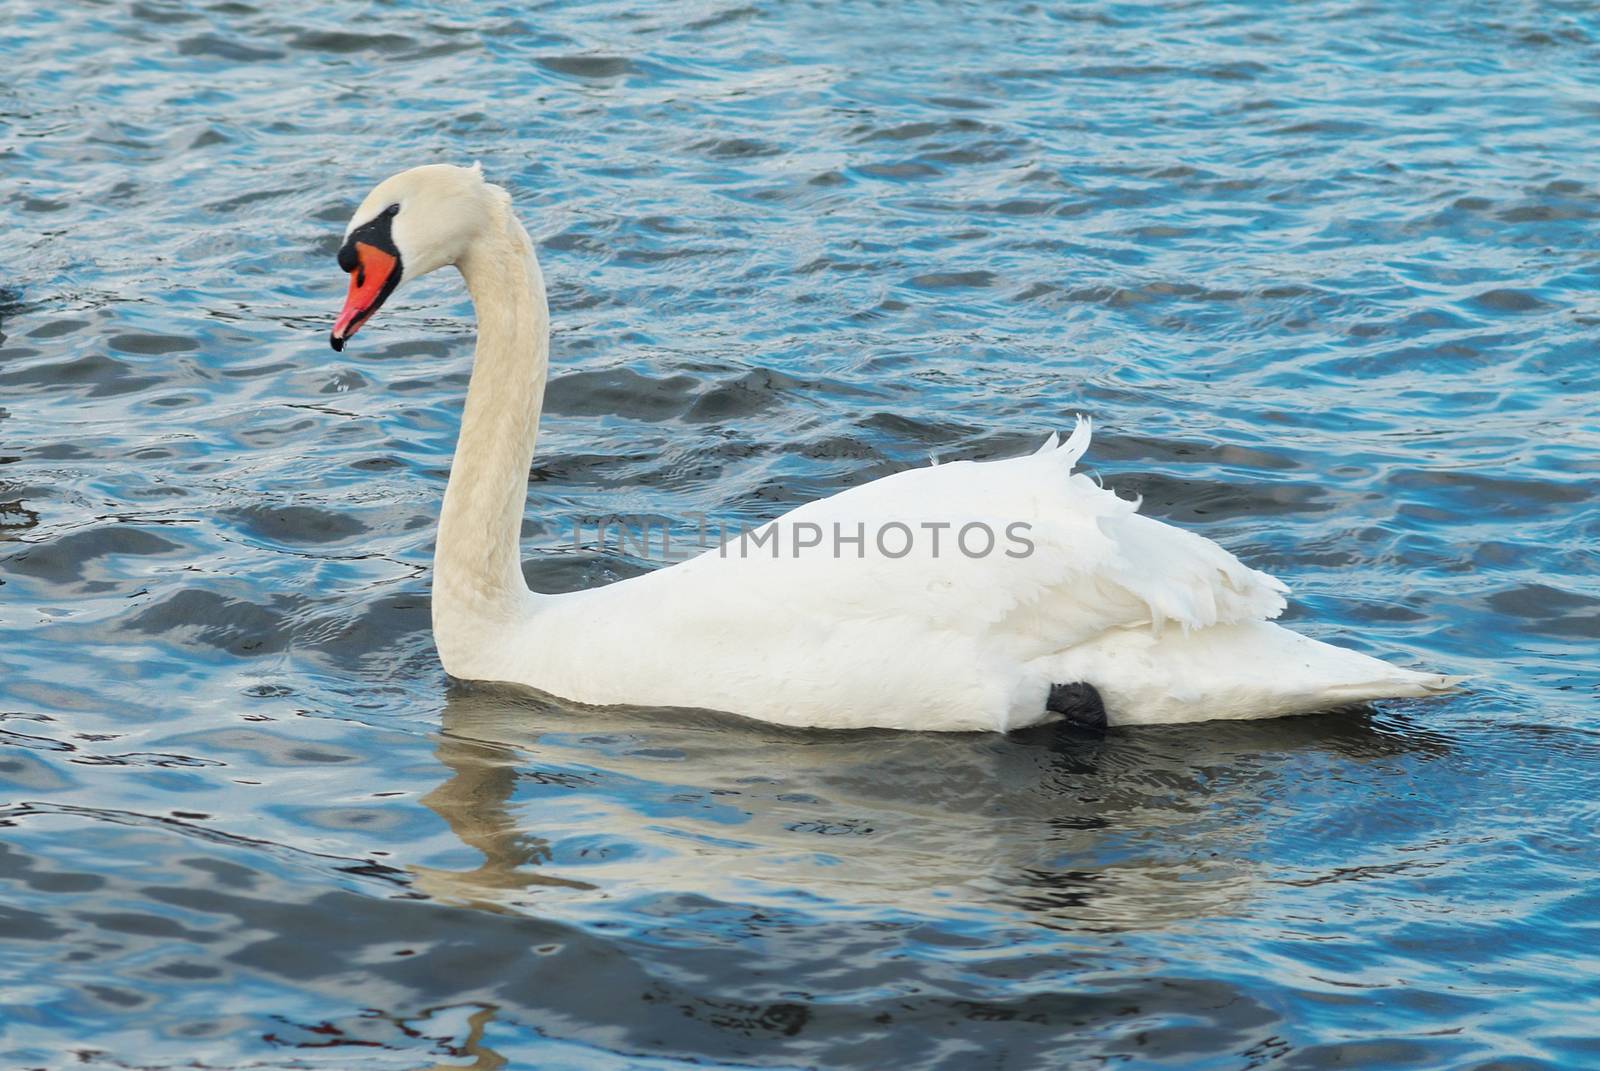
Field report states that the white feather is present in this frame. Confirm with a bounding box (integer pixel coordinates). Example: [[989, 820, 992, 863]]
[[345, 165, 1460, 732], [483, 418, 1453, 730]]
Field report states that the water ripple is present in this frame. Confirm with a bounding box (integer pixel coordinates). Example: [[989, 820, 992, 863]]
[[2, 0, 1597, 1067]]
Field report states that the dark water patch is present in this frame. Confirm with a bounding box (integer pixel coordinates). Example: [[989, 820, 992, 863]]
[[1386, 468, 1590, 519], [224, 504, 369, 546], [982, 197, 1065, 216], [779, 435, 890, 463], [0, 288, 34, 329], [529, 450, 658, 489], [1099, 472, 1332, 523], [107, 332, 198, 355], [145, 392, 206, 409], [855, 160, 941, 180], [856, 118, 995, 143], [0, 352, 137, 391], [685, 5, 758, 31], [545, 366, 700, 421], [0, 904, 68, 942], [906, 269, 997, 290], [1468, 288, 1550, 313], [123, 576, 438, 669], [176, 33, 285, 62], [537, 53, 633, 80], [1487, 584, 1600, 640], [130, 1, 203, 23], [204, 186, 308, 214], [923, 140, 1020, 166], [24, 319, 89, 339], [304, 590, 432, 664], [2, 525, 184, 585], [127, 588, 292, 656], [856, 411, 977, 446], [288, 30, 418, 53], [0, 845, 101, 893], [355, 337, 457, 364], [683, 367, 804, 423], [690, 136, 780, 160], [15, 195, 68, 213], [1094, 432, 1307, 475]]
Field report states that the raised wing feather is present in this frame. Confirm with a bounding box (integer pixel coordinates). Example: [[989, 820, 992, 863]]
[[638, 418, 1287, 660]]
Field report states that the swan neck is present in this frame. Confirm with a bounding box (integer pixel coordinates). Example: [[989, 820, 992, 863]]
[[433, 207, 548, 640]]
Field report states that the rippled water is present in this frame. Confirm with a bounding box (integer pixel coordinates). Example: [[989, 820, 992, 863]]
[[3, 0, 1598, 1066]]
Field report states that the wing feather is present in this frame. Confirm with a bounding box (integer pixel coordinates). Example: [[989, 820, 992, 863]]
[[639, 418, 1285, 663]]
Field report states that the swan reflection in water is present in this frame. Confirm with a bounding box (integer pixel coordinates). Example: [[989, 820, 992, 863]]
[[411, 683, 1452, 930], [396, 686, 1452, 1066]]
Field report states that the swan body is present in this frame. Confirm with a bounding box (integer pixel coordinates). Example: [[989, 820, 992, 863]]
[[329, 164, 1457, 731]]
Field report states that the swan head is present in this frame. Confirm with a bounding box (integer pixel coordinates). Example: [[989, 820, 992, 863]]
[[330, 162, 497, 351]]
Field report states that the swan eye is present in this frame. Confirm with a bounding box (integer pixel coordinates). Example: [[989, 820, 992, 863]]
[[384, 203, 400, 217]]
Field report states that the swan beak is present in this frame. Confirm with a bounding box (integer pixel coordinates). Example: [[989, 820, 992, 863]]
[[330, 242, 400, 351]]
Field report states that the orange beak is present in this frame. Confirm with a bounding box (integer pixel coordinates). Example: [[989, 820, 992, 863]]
[[330, 242, 400, 351]]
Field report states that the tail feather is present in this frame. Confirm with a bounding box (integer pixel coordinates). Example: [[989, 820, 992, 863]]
[[1047, 620, 1464, 726], [1319, 671, 1465, 705]]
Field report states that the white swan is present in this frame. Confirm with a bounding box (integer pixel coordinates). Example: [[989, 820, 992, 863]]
[[327, 164, 1457, 732]]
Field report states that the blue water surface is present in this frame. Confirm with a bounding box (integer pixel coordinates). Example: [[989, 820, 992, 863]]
[[1, 0, 1597, 1067]]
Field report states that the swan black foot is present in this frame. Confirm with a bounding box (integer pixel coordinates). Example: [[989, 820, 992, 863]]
[[1046, 682, 1106, 732]]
